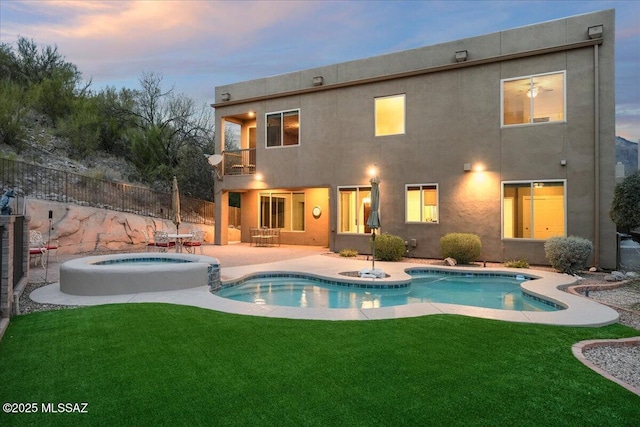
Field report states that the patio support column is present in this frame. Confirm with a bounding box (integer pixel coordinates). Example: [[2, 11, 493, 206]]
[[214, 190, 229, 245]]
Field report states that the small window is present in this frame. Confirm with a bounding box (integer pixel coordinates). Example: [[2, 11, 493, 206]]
[[338, 186, 373, 234], [406, 184, 438, 223], [266, 110, 299, 147], [502, 181, 566, 239], [502, 71, 565, 126], [375, 94, 405, 136]]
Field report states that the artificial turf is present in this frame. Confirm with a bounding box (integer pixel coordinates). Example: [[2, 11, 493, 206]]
[[0, 303, 638, 426]]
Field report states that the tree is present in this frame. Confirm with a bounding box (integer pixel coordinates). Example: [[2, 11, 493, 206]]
[[127, 71, 215, 183], [610, 171, 640, 232], [0, 79, 30, 148]]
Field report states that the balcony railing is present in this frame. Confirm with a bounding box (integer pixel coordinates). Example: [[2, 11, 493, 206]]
[[223, 148, 256, 175]]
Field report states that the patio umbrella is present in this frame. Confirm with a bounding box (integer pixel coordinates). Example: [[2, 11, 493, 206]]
[[366, 174, 381, 271], [171, 176, 182, 242]]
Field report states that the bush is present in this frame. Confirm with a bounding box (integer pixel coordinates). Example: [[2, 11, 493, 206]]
[[339, 248, 358, 257], [440, 233, 481, 264], [0, 80, 28, 148], [373, 233, 405, 261], [610, 171, 640, 233], [504, 259, 530, 269], [544, 236, 593, 275]]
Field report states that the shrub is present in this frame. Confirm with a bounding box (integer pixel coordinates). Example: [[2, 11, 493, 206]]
[[544, 236, 593, 275], [339, 248, 358, 257], [440, 233, 481, 264], [504, 259, 530, 269], [373, 233, 405, 261], [610, 171, 640, 233]]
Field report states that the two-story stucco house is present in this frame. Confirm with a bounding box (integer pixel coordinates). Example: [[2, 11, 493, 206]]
[[211, 9, 616, 269]]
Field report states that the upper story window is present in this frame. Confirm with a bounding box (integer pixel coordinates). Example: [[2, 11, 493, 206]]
[[406, 184, 438, 223], [375, 94, 405, 136], [266, 110, 299, 147], [502, 71, 565, 127], [502, 180, 566, 240]]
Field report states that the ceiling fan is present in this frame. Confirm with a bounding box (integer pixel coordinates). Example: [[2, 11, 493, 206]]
[[521, 82, 553, 98]]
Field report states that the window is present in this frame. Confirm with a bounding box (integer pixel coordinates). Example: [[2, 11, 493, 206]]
[[502, 181, 566, 239], [502, 71, 565, 126], [266, 110, 299, 147], [406, 184, 438, 223], [259, 192, 305, 231], [338, 186, 373, 234], [375, 94, 405, 136]]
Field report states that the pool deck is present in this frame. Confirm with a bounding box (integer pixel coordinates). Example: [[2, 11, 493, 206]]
[[29, 243, 619, 326]]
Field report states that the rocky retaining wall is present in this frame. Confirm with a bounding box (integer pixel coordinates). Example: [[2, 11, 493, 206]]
[[25, 198, 235, 255]]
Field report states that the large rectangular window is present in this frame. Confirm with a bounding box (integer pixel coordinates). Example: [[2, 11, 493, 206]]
[[259, 192, 305, 231], [266, 110, 299, 147], [406, 184, 438, 223], [502, 181, 566, 239], [375, 94, 405, 136], [502, 71, 565, 126], [338, 186, 373, 234]]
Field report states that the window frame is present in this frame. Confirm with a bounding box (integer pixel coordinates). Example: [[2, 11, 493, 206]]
[[501, 179, 567, 240], [258, 191, 305, 231], [265, 109, 300, 148], [501, 71, 566, 128], [337, 185, 374, 235], [374, 94, 406, 137], [405, 183, 439, 224]]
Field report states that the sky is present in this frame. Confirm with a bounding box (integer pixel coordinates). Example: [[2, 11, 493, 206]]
[[1, 0, 639, 141]]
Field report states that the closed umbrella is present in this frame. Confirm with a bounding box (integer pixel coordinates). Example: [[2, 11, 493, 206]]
[[172, 176, 181, 252], [366, 174, 381, 271]]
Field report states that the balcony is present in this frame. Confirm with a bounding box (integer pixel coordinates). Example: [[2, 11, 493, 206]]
[[223, 148, 256, 176]]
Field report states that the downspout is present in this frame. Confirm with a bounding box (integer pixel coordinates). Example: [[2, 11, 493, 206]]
[[593, 44, 600, 269]]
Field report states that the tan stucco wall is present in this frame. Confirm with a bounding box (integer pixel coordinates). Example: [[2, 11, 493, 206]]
[[239, 187, 329, 247], [213, 10, 617, 268]]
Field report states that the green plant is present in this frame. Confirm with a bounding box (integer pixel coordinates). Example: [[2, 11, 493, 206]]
[[504, 259, 530, 269], [440, 233, 482, 264], [373, 233, 405, 261], [0, 80, 28, 148], [544, 236, 593, 274], [339, 248, 358, 257], [610, 171, 640, 233]]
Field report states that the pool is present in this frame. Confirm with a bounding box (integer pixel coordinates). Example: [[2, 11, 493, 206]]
[[60, 253, 220, 296], [214, 269, 560, 312]]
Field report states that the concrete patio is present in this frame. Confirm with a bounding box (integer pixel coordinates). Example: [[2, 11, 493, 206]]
[[26, 243, 621, 326]]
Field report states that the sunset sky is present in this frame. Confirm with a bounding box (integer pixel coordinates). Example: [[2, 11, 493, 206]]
[[1, 0, 638, 141]]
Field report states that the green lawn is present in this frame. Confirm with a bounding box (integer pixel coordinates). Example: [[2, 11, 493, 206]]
[[1, 303, 638, 426]]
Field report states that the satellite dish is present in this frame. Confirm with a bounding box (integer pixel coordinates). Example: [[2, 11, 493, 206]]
[[207, 154, 223, 166]]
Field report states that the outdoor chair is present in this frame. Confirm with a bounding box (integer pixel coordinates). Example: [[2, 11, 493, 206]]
[[142, 230, 156, 252], [29, 230, 48, 268], [183, 230, 204, 254], [44, 236, 59, 261], [153, 231, 175, 252]]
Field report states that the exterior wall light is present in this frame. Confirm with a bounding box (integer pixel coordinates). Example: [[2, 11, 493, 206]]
[[588, 25, 603, 39], [455, 50, 468, 62], [464, 163, 485, 172], [312, 76, 324, 86], [221, 93, 231, 102]]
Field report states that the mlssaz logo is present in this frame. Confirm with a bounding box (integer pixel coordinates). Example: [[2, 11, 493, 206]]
[[41, 402, 89, 413]]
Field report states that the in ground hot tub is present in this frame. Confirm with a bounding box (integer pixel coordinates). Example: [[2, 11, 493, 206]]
[[60, 253, 220, 296]]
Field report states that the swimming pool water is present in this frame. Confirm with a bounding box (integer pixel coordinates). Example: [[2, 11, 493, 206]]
[[215, 272, 558, 312]]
